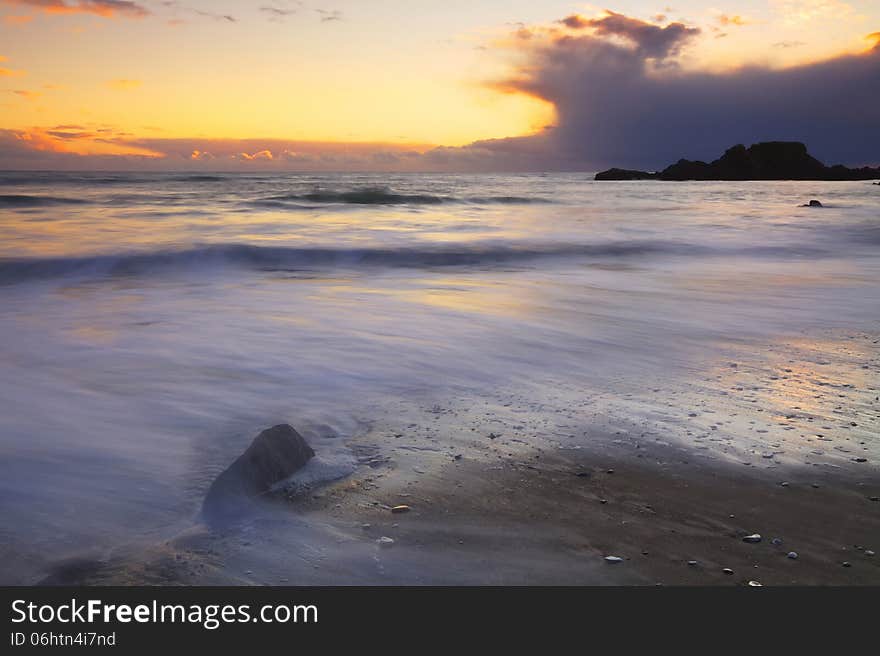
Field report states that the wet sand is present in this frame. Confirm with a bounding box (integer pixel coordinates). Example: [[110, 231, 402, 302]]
[[38, 329, 880, 586]]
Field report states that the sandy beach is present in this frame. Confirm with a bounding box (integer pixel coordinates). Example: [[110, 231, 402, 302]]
[[34, 327, 879, 586]]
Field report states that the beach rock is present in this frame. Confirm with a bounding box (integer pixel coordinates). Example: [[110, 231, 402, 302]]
[[202, 424, 315, 520], [804, 200, 823, 207], [742, 534, 762, 543], [604, 556, 624, 564]]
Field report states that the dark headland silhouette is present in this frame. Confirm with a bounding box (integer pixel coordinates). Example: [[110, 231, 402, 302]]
[[595, 142, 880, 181]]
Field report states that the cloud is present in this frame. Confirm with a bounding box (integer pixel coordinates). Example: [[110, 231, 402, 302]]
[[0, 63, 26, 76], [260, 4, 299, 21], [558, 10, 700, 59], [158, 1, 235, 23], [3, 14, 35, 24], [12, 89, 41, 100], [718, 14, 751, 27], [238, 149, 274, 161], [492, 14, 880, 169], [107, 78, 141, 90], [558, 14, 591, 30], [0, 134, 458, 171], [0, 127, 164, 162], [772, 0, 854, 25], [0, 0, 150, 18], [194, 9, 235, 23], [315, 8, 341, 22]]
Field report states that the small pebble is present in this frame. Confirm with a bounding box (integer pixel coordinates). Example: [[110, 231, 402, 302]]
[[865, 550, 875, 557], [747, 580, 763, 587], [841, 561, 851, 567], [771, 537, 783, 546], [604, 556, 623, 564], [377, 536, 395, 547], [391, 505, 411, 514], [787, 551, 798, 560], [743, 534, 762, 543], [687, 560, 699, 567], [722, 568, 734, 575]]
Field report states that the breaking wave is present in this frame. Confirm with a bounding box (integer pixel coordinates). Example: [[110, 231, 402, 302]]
[[0, 241, 829, 284]]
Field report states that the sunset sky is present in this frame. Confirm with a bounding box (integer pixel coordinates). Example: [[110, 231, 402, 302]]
[[1, 1, 878, 170]]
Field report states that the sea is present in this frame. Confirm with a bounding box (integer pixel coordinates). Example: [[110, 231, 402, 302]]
[[1, 171, 878, 583]]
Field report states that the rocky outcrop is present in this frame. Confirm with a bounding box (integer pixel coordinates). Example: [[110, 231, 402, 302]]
[[595, 142, 880, 181], [594, 168, 657, 181], [202, 424, 314, 520]]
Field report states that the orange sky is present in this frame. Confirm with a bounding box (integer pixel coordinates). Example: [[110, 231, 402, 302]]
[[1, 1, 878, 168]]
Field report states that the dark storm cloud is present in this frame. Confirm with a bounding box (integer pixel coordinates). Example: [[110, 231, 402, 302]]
[[498, 14, 880, 169], [573, 10, 701, 58]]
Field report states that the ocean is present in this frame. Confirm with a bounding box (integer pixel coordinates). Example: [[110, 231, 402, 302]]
[[1, 171, 878, 583]]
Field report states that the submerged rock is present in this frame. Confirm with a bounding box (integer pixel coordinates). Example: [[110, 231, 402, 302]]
[[202, 424, 315, 520]]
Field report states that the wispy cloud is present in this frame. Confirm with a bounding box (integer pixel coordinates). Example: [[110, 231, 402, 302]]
[[717, 14, 751, 27], [107, 78, 141, 90], [315, 8, 341, 22], [158, 1, 236, 23], [0, 0, 150, 19], [260, 3, 300, 21], [0, 56, 26, 77], [771, 0, 854, 25], [3, 14, 35, 25], [12, 89, 41, 100]]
